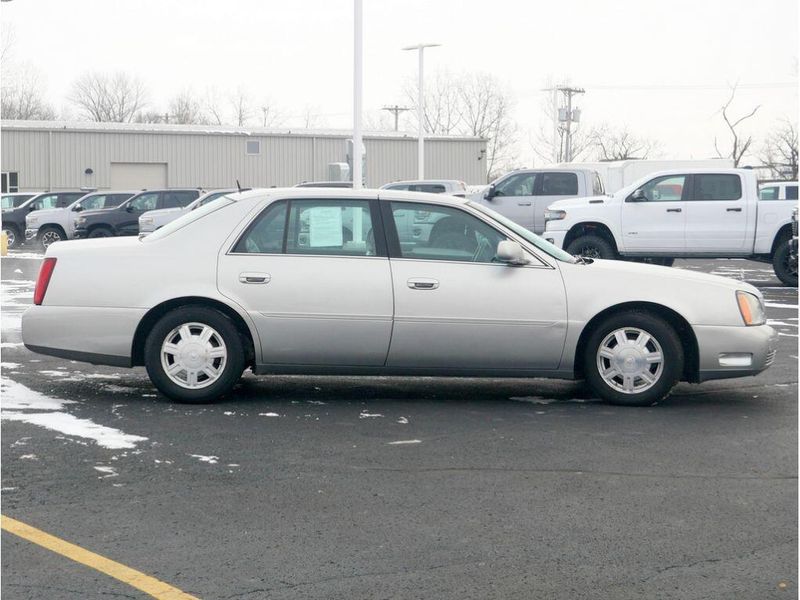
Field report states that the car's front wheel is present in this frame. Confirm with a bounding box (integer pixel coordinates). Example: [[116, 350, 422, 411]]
[[3, 226, 21, 248], [144, 307, 245, 403], [583, 311, 683, 406], [38, 226, 66, 249], [88, 226, 113, 238]]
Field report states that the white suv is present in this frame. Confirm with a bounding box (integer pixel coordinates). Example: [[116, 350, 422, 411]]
[[380, 180, 467, 197]]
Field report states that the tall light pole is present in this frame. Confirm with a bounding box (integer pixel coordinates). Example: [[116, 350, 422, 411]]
[[352, 0, 363, 189], [402, 43, 440, 179]]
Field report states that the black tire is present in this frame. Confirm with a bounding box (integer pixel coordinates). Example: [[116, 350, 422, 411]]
[[583, 311, 683, 407], [566, 235, 616, 260], [88, 226, 113, 238], [772, 240, 797, 287], [3, 225, 22, 248], [144, 306, 245, 403], [38, 226, 66, 249], [628, 257, 675, 267]]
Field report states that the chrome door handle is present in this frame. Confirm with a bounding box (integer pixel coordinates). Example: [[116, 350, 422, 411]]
[[727, 207, 742, 212], [517, 202, 532, 206], [666, 208, 682, 213], [239, 272, 271, 284], [407, 278, 439, 290]]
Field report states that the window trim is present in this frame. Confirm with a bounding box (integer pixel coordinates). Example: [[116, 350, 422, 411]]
[[245, 140, 261, 156], [228, 197, 388, 258]]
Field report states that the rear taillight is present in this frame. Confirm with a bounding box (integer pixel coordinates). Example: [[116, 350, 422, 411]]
[[33, 257, 57, 305]]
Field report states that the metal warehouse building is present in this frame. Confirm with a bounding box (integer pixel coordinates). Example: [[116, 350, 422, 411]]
[[0, 120, 488, 192]]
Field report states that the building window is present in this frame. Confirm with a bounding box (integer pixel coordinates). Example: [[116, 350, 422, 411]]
[[246, 140, 261, 155], [1, 172, 19, 193]]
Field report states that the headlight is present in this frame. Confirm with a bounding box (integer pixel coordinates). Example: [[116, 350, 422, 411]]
[[27, 216, 38, 224], [140, 217, 153, 225], [736, 291, 766, 326], [544, 209, 566, 222]]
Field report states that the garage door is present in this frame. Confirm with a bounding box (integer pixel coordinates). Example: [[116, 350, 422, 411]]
[[110, 163, 167, 190]]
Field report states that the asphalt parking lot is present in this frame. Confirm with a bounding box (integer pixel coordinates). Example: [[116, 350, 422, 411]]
[[1, 251, 797, 599]]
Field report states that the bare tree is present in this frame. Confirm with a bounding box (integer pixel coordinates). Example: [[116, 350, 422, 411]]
[[69, 71, 148, 122], [714, 85, 760, 167], [760, 119, 798, 179], [1, 66, 57, 120], [204, 87, 226, 125], [229, 87, 253, 127], [1, 22, 15, 63], [258, 103, 284, 128], [590, 124, 661, 161], [405, 70, 518, 181], [167, 89, 206, 124]]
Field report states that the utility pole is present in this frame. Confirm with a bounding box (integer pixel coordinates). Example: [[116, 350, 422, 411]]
[[381, 105, 411, 131], [541, 85, 585, 162], [560, 87, 584, 162]]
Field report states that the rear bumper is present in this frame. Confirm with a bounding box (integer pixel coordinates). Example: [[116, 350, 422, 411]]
[[695, 324, 778, 382], [22, 305, 146, 368]]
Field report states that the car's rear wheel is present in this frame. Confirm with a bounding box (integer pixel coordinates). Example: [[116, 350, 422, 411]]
[[38, 226, 66, 249], [584, 311, 683, 406], [3, 226, 21, 248], [772, 240, 797, 287], [566, 235, 616, 260], [144, 307, 245, 403], [88, 226, 113, 238]]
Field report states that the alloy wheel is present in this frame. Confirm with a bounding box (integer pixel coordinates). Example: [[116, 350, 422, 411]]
[[596, 327, 664, 394], [160, 322, 228, 389]]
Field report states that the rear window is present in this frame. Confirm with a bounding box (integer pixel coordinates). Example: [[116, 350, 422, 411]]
[[410, 184, 446, 193], [786, 185, 798, 200], [592, 172, 605, 195], [143, 196, 236, 242], [538, 172, 578, 196], [759, 186, 780, 200], [691, 174, 742, 201]]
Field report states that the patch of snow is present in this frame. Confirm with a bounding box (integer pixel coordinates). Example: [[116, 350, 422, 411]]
[[38, 370, 71, 377], [93, 466, 118, 478], [388, 439, 421, 445], [2, 362, 20, 369], [223, 411, 236, 416], [258, 412, 280, 417], [359, 411, 384, 418], [397, 417, 409, 424], [19, 454, 38, 460], [190, 454, 219, 464], [0, 342, 23, 349]]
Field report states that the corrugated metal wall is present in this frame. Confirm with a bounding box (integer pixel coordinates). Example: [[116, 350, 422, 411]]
[[0, 126, 488, 190]]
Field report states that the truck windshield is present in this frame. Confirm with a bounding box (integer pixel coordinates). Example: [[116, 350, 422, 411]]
[[467, 201, 577, 263]]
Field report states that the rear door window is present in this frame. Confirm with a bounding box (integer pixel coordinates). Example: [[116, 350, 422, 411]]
[[286, 199, 378, 257], [786, 185, 798, 200], [691, 174, 742, 201], [233, 201, 287, 254], [759, 186, 780, 200], [537, 172, 579, 196], [162, 190, 199, 209]]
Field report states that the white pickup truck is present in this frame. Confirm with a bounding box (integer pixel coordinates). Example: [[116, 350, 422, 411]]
[[473, 167, 604, 234], [543, 169, 798, 285]]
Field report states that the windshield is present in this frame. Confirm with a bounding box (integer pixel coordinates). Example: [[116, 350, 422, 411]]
[[143, 196, 236, 242], [468, 201, 577, 263], [1, 194, 35, 209]]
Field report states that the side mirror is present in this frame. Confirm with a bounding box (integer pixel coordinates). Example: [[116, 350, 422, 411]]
[[28, 204, 38, 211], [484, 184, 496, 201], [496, 240, 529, 265], [73, 205, 83, 212], [627, 189, 647, 202], [125, 204, 135, 212]]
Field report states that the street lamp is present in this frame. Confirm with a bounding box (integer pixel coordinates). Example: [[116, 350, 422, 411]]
[[402, 43, 440, 180], [352, 0, 363, 189]]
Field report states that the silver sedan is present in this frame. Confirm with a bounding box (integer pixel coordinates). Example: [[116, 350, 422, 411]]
[[22, 188, 777, 405]]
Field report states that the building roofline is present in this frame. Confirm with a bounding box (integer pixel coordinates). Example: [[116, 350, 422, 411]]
[[0, 120, 486, 142]]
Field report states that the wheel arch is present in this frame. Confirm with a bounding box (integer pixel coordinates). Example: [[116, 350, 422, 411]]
[[770, 223, 793, 256], [87, 222, 115, 236], [564, 221, 620, 253], [39, 223, 68, 239], [131, 296, 257, 368], [574, 301, 699, 383]]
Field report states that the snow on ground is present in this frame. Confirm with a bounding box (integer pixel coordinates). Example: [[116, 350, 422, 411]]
[[0, 378, 147, 450]]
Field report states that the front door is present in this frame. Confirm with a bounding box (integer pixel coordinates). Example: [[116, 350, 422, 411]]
[[218, 196, 393, 366], [383, 200, 568, 370], [684, 173, 749, 252], [621, 174, 688, 252], [483, 172, 537, 232], [119, 192, 160, 235]]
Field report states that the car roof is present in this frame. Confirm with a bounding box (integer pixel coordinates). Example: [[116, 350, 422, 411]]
[[381, 180, 461, 187], [234, 187, 469, 207]]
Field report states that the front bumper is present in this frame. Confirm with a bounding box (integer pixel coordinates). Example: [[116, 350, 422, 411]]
[[25, 228, 39, 241], [543, 229, 568, 249], [73, 228, 88, 239], [695, 324, 778, 382]]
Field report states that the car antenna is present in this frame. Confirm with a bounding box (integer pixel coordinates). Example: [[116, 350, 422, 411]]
[[236, 179, 242, 194]]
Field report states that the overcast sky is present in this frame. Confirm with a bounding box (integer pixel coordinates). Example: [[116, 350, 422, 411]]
[[3, 0, 797, 165]]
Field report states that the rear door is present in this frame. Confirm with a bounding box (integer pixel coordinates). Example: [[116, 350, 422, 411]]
[[218, 196, 394, 367], [684, 174, 748, 253], [532, 172, 580, 233], [621, 174, 687, 252], [484, 172, 537, 231]]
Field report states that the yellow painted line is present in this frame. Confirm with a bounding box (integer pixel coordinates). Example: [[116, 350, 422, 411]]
[[1, 514, 199, 600]]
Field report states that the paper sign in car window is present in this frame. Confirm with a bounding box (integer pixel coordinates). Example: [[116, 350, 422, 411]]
[[309, 206, 343, 247]]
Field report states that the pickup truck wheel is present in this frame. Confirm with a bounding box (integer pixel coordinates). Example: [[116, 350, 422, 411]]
[[772, 241, 798, 287], [584, 311, 683, 407], [38, 226, 66, 249], [3, 226, 21, 248], [88, 226, 113, 238], [144, 306, 245, 403], [566, 235, 616, 260]]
